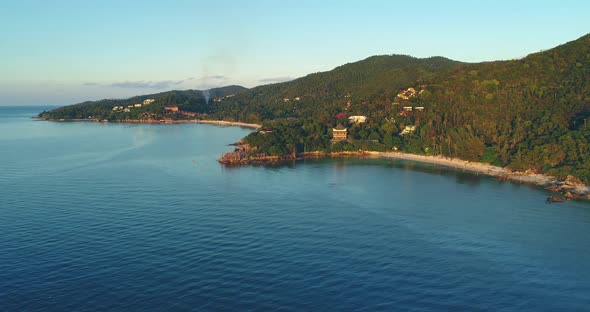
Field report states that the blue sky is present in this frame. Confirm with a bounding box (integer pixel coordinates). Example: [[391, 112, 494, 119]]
[[1, 0, 589, 105]]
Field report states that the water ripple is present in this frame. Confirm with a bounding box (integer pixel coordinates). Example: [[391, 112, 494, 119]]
[[2, 108, 590, 311]]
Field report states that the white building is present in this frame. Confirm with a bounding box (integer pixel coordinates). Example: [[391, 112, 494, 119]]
[[348, 115, 367, 123], [400, 125, 416, 136]]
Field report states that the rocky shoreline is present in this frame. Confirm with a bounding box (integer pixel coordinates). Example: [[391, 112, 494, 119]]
[[218, 145, 370, 165], [542, 175, 590, 200]]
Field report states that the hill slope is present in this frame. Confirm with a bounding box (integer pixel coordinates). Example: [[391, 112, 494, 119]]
[[210, 55, 462, 121], [236, 34, 590, 182], [413, 34, 590, 178]]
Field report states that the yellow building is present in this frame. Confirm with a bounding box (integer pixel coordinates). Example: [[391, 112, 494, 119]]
[[332, 124, 348, 141]]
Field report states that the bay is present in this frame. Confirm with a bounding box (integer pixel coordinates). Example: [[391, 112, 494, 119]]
[[1, 106, 590, 311]]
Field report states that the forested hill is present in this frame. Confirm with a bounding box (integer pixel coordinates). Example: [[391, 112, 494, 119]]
[[234, 33, 590, 182], [410, 33, 590, 176], [40, 85, 247, 120], [211, 55, 462, 121]]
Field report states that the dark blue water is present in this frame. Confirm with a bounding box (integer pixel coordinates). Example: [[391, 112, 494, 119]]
[[2, 106, 590, 311]]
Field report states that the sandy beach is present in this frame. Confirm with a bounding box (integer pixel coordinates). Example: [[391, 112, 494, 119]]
[[365, 151, 590, 199], [367, 151, 573, 187], [367, 151, 509, 176]]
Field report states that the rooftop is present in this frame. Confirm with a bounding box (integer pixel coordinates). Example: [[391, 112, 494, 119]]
[[334, 124, 347, 130]]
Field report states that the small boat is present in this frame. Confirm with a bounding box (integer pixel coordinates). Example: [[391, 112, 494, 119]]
[[546, 196, 564, 203]]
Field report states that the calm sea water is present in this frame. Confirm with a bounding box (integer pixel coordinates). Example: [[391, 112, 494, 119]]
[[1, 106, 590, 311]]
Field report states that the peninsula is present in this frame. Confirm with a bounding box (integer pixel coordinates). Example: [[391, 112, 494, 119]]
[[40, 34, 590, 199]]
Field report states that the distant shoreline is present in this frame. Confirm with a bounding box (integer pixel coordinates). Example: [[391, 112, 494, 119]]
[[39, 117, 261, 129], [192, 120, 261, 129]]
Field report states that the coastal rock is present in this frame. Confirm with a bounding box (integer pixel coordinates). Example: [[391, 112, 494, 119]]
[[546, 196, 564, 203], [218, 144, 289, 165], [565, 175, 585, 186], [496, 174, 510, 181]]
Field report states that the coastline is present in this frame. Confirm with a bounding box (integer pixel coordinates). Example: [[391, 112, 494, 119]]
[[368, 151, 589, 200], [38, 116, 590, 200], [39, 117, 261, 129], [219, 148, 590, 200], [368, 151, 509, 177]]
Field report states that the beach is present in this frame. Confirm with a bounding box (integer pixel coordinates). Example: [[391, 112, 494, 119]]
[[368, 152, 510, 176], [367, 151, 590, 199]]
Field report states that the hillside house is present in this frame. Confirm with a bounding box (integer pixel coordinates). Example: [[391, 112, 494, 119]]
[[403, 106, 413, 111], [143, 99, 155, 105], [332, 124, 348, 141], [134, 103, 142, 108], [415, 107, 425, 112], [396, 87, 418, 100], [400, 125, 416, 136], [164, 106, 179, 112], [348, 115, 367, 123]]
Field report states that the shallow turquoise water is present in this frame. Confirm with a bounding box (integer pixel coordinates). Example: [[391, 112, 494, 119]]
[[1, 106, 590, 311]]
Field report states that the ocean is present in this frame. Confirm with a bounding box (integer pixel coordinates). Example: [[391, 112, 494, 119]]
[[1, 106, 590, 311]]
